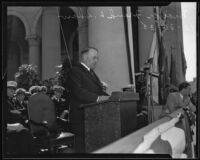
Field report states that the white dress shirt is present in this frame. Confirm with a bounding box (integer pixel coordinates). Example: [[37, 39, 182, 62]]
[[81, 62, 90, 71]]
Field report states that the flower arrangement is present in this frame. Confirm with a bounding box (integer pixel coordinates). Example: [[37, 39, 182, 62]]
[[14, 64, 40, 90]]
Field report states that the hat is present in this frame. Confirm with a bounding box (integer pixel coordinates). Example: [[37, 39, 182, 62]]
[[29, 85, 41, 94], [25, 91, 31, 96], [7, 81, 17, 88], [53, 85, 65, 91], [40, 86, 47, 92], [15, 88, 26, 95]]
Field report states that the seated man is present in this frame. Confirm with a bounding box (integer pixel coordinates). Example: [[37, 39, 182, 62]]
[[51, 85, 69, 119], [14, 88, 28, 120], [6, 123, 37, 154], [7, 81, 22, 123], [40, 86, 48, 95], [6, 81, 38, 154], [162, 82, 196, 115], [29, 85, 41, 96], [14, 88, 27, 109]]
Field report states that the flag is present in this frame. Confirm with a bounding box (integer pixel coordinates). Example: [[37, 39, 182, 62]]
[[148, 31, 159, 104], [180, 109, 194, 158], [180, 43, 187, 78], [170, 50, 177, 86], [148, 135, 172, 155], [133, 112, 191, 158], [163, 56, 170, 103], [170, 42, 187, 87], [161, 125, 186, 158], [153, 7, 166, 105]]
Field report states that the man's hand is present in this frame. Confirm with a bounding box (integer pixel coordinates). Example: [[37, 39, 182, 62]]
[[97, 96, 110, 102], [101, 81, 108, 91]]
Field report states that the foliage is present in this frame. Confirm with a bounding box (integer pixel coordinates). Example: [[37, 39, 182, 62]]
[[14, 64, 40, 90]]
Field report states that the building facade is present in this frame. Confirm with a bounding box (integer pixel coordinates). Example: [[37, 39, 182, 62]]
[[7, 3, 186, 95]]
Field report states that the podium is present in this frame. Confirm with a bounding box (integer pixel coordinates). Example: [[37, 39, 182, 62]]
[[80, 92, 139, 152]]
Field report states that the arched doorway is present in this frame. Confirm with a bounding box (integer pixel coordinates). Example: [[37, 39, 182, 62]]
[[59, 7, 79, 65], [7, 15, 28, 80]]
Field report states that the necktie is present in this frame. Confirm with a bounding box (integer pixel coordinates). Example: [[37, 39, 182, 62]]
[[90, 70, 97, 79], [90, 70, 105, 91]]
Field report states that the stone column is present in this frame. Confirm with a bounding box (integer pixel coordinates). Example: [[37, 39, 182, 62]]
[[42, 7, 61, 80], [87, 7, 130, 94], [27, 35, 40, 70], [70, 7, 89, 54]]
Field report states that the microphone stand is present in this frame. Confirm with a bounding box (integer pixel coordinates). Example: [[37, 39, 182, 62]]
[[143, 59, 159, 124]]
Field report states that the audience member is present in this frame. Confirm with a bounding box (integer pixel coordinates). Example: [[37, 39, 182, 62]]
[[40, 86, 48, 94], [51, 85, 69, 119], [161, 82, 196, 117], [29, 85, 40, 95], [6, 81, 38, 154], [14, 88, 28, 121]]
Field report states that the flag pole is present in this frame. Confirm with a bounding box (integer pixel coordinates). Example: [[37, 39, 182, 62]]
[[56, 7, 72, 68], [145, 6, 163, 123], [153, 6, 166, 105]]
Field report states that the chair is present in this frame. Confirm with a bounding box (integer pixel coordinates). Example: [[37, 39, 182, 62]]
[[27, 92, 75, 153]]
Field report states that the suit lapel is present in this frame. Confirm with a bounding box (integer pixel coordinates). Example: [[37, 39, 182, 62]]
[[79, 64, 102, 86]]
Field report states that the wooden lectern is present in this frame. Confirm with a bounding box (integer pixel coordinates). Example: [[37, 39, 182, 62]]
[[80, 91, 139, 152]]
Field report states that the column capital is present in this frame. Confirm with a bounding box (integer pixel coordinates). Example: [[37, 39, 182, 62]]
[[42, 7, 59, 15], [26, 35, 40, 46]]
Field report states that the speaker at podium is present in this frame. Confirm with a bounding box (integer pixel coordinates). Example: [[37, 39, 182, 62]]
[[80, 91, 139, 152]]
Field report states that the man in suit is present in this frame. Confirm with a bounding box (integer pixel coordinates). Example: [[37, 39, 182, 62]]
[[51, 85, 70, 132], [67, 47, 109, 153], [7, 81, 22, 123], [6, 81, 38, 154], [51, 85, 68, 118], [14, 88, 28, 121], [162, 82, 196, 114]]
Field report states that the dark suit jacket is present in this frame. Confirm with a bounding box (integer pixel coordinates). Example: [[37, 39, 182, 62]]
[[67, 63, 108, 152], [51, 96, 68, 117], [68, 63, 108, 123], [68, 64, 108, 101], [7, 98, 22, 124]]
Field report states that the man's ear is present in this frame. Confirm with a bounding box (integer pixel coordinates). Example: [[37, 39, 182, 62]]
[[82, 54, 86, 61], [83, 54, 88, 62]]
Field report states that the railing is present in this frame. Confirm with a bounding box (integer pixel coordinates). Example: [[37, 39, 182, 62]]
[[93, 108, 188, 154]]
